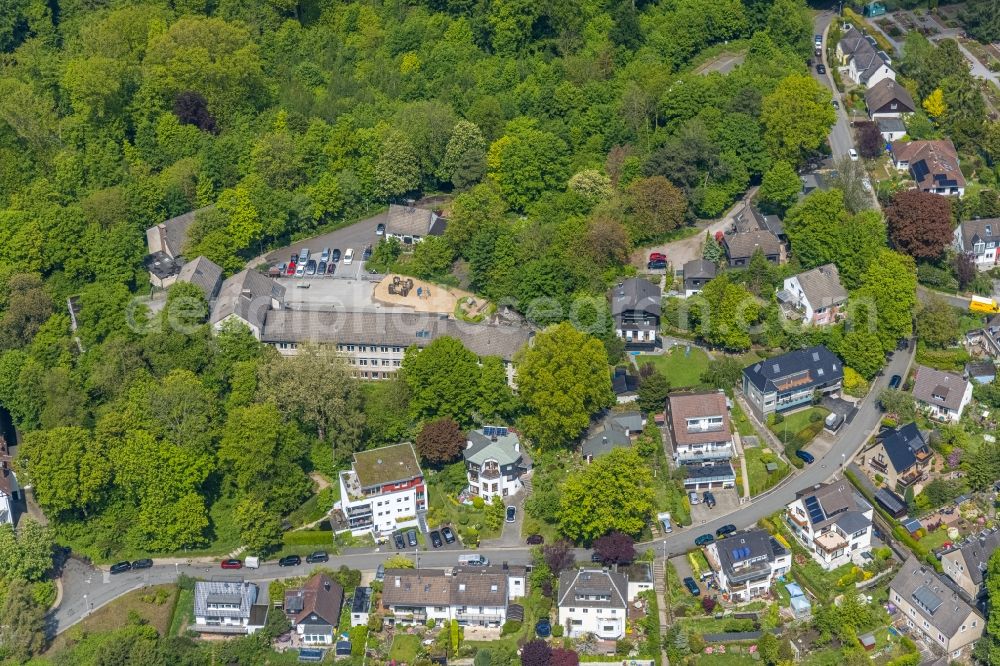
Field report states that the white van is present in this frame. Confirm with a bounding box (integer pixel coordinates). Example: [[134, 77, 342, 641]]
[[458, 554, 489, 567], [245, 556, 260, 569], [343, 248, 354, 265]]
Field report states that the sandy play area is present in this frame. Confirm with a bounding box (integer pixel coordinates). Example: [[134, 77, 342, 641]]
[[373, 275, 485, 315]]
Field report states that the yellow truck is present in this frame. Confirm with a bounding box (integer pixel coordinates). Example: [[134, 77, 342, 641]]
[[969, 295, 1000, 314]]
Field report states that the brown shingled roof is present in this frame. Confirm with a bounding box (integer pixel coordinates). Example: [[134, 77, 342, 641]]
[[667, 392, 730, 447]]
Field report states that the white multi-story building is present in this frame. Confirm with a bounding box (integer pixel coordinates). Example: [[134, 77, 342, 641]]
[[706, 529, 791, 602], [464, 427, 530, 500], [785, 480, 873, 570], [954, 218, 1000, 272], [666, 392, 733, 464], [381, 566, 527, 626], [194, 581, 268, 635], [0, 431, 19, 526], [557, 569, 630, 639], [335, 443, 427, 537]]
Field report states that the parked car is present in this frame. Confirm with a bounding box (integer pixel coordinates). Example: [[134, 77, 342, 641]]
[[220, 559, 243, 570], [316, 260, 327, 275], [832, 99, 839, 109], [306, 259, 317, 275], [321, 248, 331, 262], [694, 534, 715, 547], [889, 374, 902, 390], [300, 248, 310, 262], [363, 244, 373, 260], [406, 529, 418, 547], [286, 261, 296, 276], [535, 619, 551, 637], [441, 526, 456, 544], [295, 264, 306, 277], [306, 551, 329, 563], [526, 534, 544, 545], [110, 561, 132, 574], [376, 563, 385, 581], [849, 148, 859, 161], [703, 491, 716, 508], [131, 558, 153, 570], [344, 248, 354, 265], [648, 259, 667, 269], [506, 506, 516, 523], [393, 533, 406, 549], [683, 576, 701, 596], [591, 552, 604, 563], [897, 338, 909, 351], [716, 524, 737, 538], [291, 253, 298, 264], [649, 252, 666, 262], [862, 176, 872, 192], [688, 491, 702, 505], [331, 248, 341, 263], [795, 449, 815, 465], [376, 223, 385, 235], [816, 63, 826, 74], [278, 555, 302, 567], [430, 530, 443, 548], [327, 263, 336, 275]]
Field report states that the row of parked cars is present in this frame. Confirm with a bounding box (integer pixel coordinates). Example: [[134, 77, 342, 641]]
[[392, 525, 457, 550], [689, 490, 716, 508], [277, 245, 374, 278]]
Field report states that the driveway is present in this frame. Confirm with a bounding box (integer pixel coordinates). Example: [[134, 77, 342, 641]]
[[689, 488, 740, 525]]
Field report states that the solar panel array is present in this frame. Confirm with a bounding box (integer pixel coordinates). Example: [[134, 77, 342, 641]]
[[804, 495, 825, 524], [730, 546, 751, 561], [483, 426, 509, 437]]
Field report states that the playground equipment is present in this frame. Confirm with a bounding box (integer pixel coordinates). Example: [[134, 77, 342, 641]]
[[387, 276, 414, 297]]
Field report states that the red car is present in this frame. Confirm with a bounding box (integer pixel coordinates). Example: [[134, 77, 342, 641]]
[[286, 261, 296, 276], [648, 252, 666, 262], [220, 559, 243, 569]]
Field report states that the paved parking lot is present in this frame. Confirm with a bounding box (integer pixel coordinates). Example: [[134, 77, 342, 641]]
[[276, 276, 407, 312], [690, 488, 740, 526], [263, 211, 385, 268]]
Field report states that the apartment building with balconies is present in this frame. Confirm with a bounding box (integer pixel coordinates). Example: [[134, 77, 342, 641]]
[[463, 426, 530, 500], [784, 480, 873, 570], [666, 391, 733, 465], [706, 529, 791, 602], [741, 346, 843, 419], [380, 566, 526, 627], [335, 443, 426, 537]]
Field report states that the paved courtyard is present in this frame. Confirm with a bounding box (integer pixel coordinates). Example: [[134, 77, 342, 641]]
[[690, 488, 741, 526]]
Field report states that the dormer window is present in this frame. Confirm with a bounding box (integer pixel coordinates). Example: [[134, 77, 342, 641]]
[[890, 103, 897, 109]]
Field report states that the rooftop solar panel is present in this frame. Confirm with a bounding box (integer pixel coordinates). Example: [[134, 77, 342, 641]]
[[804, 496, 826, 524]]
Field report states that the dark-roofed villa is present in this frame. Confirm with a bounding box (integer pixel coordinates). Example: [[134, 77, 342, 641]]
[[609, 278, 661, 349], [706, 528, 791, 601], [785, 479, 873, 570], [580, 411, 644, 462], [859, 422, 932, 494], [741, 346, 843, 418]]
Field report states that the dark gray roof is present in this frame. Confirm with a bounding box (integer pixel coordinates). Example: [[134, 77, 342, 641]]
[[890, 557, 981, 637], [612, 368, 639, 396], [795, 479, 871, 531], [865, 79, 915, 113], [877, 422, 929, 474], [683, 259, 717, 281], [874, 487, 906, 515], [386, 204, 439, 237], [177, 256, 223, 300], [580, 411, 642, 458], [685, 462, 735, 481], [260, 309, 531, 361], [210, 270, 286, 330], [144, 251, 181, 280], [835, 511, 871, 535], [839, 28, 892, 83], [557, 569, 627, 610], [609, 278, 661, 317], [351, 587, 372, 613], [959, 218, 1000, 249], [147, 207, 212, 258], [716, 529, 786, 581], [966, 361, 995, 378], [877, 117, 906, 132], [742, 346, 843, 395], [724, 230, 782, 260], [951, 531, 1000, 586]]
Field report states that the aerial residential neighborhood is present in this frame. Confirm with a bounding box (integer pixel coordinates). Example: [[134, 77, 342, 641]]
[[3, 1, 1000, 666]]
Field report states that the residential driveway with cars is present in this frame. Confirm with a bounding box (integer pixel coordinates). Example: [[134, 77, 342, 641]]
[[259, 209, 387, 272]]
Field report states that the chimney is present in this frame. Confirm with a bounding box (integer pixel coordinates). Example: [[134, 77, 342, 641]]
[[324, 581, 331, 592], [514, 441, 520, 453]]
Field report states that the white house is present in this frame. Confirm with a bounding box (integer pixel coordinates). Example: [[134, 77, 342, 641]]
[[464, 426, 531, 500], [911, 366, 973, 424], [778, 264, 848, 326], [837, 27, 895, 88], [706, 529, 791, 602], [194, 581, 268, 635], [349, 587, 373, 627], [335, 443, 427, 537], [621, 562, 654, 601], [864, 78, 915, 120], [283, 574, 344, 645], [954, 218, 1000, 271], [0, 434, 19, 526], [557, 569, 630, 639], [785, 480, 873, 570], [384, 203, 447, 245], [381, 566, 526, 627], [666, 392, 733, 464], [890, 140, 966, 197]]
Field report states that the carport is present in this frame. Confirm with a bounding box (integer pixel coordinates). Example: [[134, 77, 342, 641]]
[[682, 463, 736, 490]]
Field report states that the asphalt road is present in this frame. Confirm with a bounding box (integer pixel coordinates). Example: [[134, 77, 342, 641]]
[[261, 209, 386, 274], [917, 285, 972, 310], [813, 12, 855, 160], [51, 343, 914, 636]]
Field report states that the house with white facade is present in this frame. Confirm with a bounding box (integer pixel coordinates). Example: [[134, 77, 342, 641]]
[[706, 529, 791, 602], [349, 587, 373, 627], [890, 140, 966, 196], [890, 557, 984, 660], [778, 264, 848, 326], [609, 278, 661, 350], [621, 562, 654, 601], [464, 426, 530, 500], [864, 78, 915, 120], [557, 569, 630, 639], [954, 218, 1000, 272], [666, 392, 732, 464], [210, 269, 286, 339], [283, 574, 344, 645], [194, 581, 268, 635], [0, 432, 19, 526], [940, 529, 1000, 600], [381, 566, 526, 627], [741, 346, 843, 419], [335, 443, 427, 537], [911, 366, 973, 423], [836, 27, 895, 88], [785, 480, 873, 570]]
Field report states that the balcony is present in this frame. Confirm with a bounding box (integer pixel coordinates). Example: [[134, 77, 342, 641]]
[[480, 466, 501, 480], [897, 470, 926, 488], [346, 504, 373, 517], [455, 612, 504, 624], [787, 511, 808, 529], [727, 561, 773, 584], [815, 530, 847, 554], [869, 458, 888, 474]]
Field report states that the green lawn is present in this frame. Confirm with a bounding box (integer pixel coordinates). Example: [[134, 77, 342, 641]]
[[744, 447, 790, 495], [389, 634, 423, 664], [167, 588, 194, 637], [770, 407, 830, 463], [730, 401, 755, 437], [637, 346, 711, 389], [919, 526, 952, 551]]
